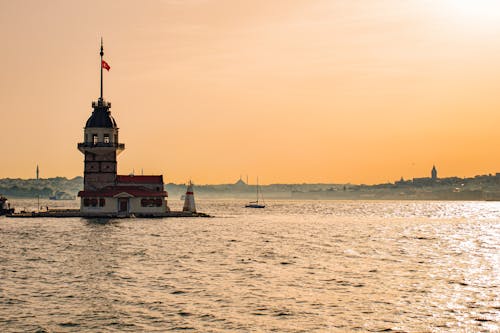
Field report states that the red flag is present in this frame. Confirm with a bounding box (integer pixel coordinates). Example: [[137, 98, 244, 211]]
[[101, 60, 110, 71]]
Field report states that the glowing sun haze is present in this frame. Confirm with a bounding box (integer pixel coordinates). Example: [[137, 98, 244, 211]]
[[1, 0, 499, 184], [440, 0, 500, 22]]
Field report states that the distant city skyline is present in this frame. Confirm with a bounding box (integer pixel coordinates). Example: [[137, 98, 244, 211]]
[[1, 1, 500, 184], [9, 163, 500, 186]]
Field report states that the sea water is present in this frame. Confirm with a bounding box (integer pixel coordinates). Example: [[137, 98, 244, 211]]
[[0, 199, 499, 332]]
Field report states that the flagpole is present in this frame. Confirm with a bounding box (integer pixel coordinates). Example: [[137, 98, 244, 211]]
[[100, 37, 103, 101]]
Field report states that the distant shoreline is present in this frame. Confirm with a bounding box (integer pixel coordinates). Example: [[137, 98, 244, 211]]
[[1, 174, 499, 202]]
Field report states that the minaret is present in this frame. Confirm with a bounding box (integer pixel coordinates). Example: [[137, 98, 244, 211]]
[[431, 165, 437, 181], [36, 164, 39, 180], [77, 40, 124, 191]]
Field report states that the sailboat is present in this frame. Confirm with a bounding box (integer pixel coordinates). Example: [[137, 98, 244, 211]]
[[245, 178, 265, 208]]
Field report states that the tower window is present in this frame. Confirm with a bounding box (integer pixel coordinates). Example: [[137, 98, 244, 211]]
[[104, 134, 110, 144], [93, 134, 98, 145]]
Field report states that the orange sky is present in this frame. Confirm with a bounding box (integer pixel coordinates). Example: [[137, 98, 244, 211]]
[[1, 0, 499, 184]]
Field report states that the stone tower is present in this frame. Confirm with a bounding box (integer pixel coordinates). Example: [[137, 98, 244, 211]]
[[431, 165, 437, 181], [77, 40, 124, 191]]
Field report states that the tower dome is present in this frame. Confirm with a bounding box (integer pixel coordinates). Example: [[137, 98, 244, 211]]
[[85, 100, 117, 128]]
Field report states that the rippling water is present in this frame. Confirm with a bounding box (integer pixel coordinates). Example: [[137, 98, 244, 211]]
[[1, 200, 499, 332]]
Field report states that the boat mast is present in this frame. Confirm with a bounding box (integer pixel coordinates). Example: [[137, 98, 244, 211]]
[[256, 177, 259, 203]]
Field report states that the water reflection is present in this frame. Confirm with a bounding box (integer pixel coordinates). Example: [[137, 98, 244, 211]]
[[0, 200, 498, 332]]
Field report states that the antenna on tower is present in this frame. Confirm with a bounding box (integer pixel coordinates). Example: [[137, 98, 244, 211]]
[[100, 37, 104, 101]]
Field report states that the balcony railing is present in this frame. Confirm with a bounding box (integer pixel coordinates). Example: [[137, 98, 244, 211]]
[[78, 142, 125, 149], [92, 100, 111, 108]]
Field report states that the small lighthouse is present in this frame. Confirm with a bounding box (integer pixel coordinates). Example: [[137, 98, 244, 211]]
[[183, 181, 196, 213]]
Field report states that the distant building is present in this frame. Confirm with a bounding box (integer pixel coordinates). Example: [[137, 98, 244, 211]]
[[234, 177, 247, 187], [412, 177, 433, 186], [395, 177, 411, 186], [412, 166, 438, 187], [36, 165, 39, 180], [431, 165, 438, 181]]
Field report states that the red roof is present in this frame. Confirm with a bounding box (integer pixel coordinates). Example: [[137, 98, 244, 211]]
[[116, 175, 164, 184], [78, 186, 167, 198]]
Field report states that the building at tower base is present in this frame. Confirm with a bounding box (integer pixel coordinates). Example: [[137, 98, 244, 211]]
[[78, 175, 169, 216]]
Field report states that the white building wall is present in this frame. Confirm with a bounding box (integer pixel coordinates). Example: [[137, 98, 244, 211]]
[[129, 197, 166, 214], [80, 197, 168, 214], [80, 197, 118, 213]]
